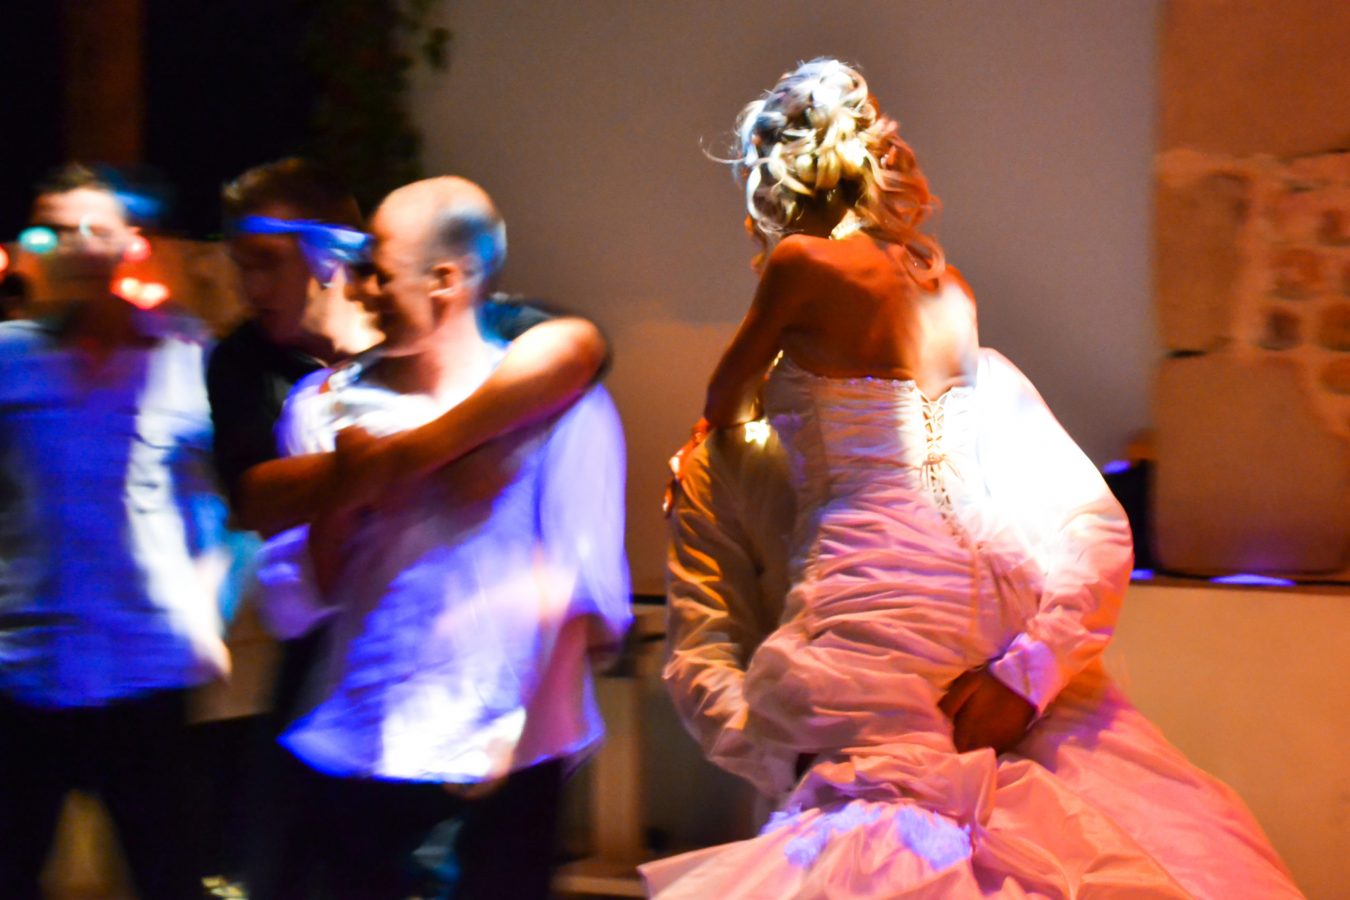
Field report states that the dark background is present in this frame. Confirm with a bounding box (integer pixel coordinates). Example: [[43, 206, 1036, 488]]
[[0, 7, 65, 238], [0, 1, 314, 239]]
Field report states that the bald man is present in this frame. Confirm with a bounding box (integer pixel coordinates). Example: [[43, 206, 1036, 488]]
[[255, 178, 630, 899]]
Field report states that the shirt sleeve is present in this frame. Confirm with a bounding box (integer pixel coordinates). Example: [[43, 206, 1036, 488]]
[[537, 387, 632, 651], [251, 524, 335, 639], [663, 429, 798, 798], [976, 349, 1134, 714], [165, 339, 235, 630]]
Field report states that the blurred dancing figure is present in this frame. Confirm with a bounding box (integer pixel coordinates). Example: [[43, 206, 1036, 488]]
[[256, 176, 629, 899], [211, 159, 612, 895], [214, 157, 609, 543], [648, 59, 1301, 898], [0, 164, 229, 900]]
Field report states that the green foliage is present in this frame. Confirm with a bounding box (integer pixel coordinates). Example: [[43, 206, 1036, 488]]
[[295, 0, 451, 212]]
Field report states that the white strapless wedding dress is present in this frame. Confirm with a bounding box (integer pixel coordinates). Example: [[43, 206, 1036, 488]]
[[644, 354, 1301, 899]]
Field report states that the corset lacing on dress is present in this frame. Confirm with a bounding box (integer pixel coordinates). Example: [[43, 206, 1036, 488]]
[[918, 393, 961, 538], [917, 391, 985, 617]]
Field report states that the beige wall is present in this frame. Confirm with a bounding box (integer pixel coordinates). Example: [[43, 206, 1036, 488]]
[[410, 0, 1160, 593], [1105, 581, 1350, 899], [1160, 0, 1350, 157]]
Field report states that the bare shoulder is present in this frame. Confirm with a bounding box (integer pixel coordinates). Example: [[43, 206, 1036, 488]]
[[764, 234, 855, 291], [940, 264, 976, 303], [765, 233, 831, 270], [756, 235, 839, 315]]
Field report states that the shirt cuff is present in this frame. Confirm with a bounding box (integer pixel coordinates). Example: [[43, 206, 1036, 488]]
[[989, 633, 1067, 716]]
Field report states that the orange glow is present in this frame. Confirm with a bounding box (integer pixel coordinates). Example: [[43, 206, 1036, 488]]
[[123, 234, 152, 263], [0, 245, 8, 275], [137, 281, 169, 307], [115, 277, 142, 300], [115, 277, 169, 309]]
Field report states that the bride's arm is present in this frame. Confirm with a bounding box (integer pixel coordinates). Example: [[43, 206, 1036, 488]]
[[703, 238, 807, 428], [940, 264, 982, 389]]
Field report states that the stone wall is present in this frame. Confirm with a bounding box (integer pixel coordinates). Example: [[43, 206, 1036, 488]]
[[1153, 1, 1350, 577]]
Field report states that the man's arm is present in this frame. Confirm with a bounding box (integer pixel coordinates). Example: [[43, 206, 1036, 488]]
[[664, 427, 796, 797], [234, 316, 608, 535], [380, 316, 607, 484], [233, 453, 340, 537], [167, 342, 237, 668], [976, 348, 1134, 716]]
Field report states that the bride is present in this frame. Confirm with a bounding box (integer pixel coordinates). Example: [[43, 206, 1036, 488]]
[[644, 58, 1301, 898]]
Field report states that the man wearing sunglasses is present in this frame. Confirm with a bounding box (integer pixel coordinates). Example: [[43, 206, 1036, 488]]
[[212, 158, 379, 531], [0, 164, 230, 900]]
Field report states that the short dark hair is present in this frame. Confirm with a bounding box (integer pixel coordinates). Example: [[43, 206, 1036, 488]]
[[222, 158, 362, 229], [35, 162, 119, 199], [33, 163, 173, 226], [34, 162, 134, 224]]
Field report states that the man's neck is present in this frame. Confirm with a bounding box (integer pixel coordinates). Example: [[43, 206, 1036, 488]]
[[376, 308, 496, 403]]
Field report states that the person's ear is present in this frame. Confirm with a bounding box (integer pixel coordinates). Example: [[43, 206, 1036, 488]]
[[430, 258, 480, 304], [429, 260, 463, 298]]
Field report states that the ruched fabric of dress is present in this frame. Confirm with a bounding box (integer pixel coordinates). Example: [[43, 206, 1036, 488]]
[[643, 351, 1301, 899]]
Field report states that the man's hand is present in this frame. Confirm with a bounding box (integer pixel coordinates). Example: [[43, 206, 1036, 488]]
[[938, 666, 1035, 755]]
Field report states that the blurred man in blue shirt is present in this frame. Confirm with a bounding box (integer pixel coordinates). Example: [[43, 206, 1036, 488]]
[[0, 164, 229, 899]]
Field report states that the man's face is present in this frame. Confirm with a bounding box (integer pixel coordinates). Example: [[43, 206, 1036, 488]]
[[356, 205, 440, 357], [28, 188, 134, 286], [227, 203, 315, 348]]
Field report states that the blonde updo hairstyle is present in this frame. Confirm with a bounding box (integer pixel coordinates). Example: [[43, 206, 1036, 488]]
[[734, 58, 944, 282]]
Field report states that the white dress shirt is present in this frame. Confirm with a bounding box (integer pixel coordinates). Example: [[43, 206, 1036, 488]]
[[272, 351, 631, 783]]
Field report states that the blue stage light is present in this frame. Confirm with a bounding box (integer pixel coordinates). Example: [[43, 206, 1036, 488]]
[[1210, 573, 1296, 587]]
